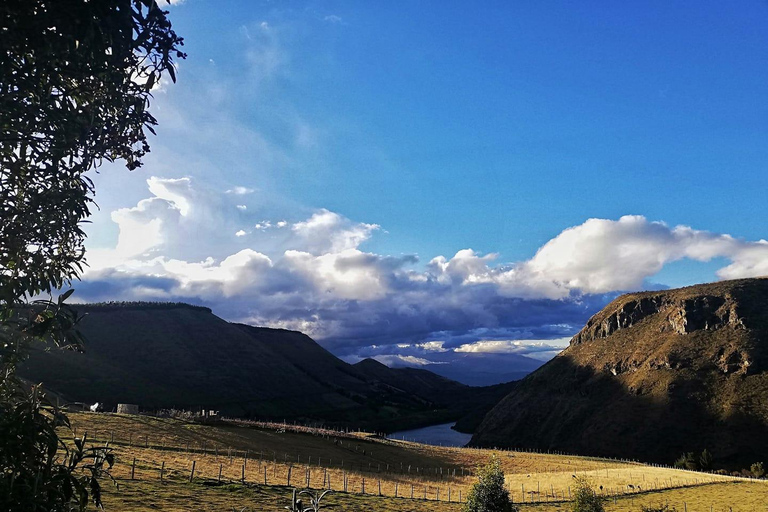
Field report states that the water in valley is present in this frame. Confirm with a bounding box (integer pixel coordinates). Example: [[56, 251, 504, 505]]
[[388, 422, 472, 447]]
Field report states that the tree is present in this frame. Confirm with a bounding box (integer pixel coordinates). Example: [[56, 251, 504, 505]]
[[699, 449, 713, 471], [1, 1, 184, 509], [1, 0, 185, 305], [673, 452, 698, 471], [571, 476, 605, 512], [463, 455, 516, 512], [750, 462, 765, 479]]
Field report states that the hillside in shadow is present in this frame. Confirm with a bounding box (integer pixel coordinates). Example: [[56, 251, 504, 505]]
[[19, 303, 513, 433], [472, 277, 768, 468]]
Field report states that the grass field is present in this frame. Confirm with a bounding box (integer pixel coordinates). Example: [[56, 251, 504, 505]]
[[66, 412, 768, 511]]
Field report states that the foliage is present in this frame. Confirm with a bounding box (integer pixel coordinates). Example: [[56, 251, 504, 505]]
[[0, 381, 114, 511], [1, 0, 184, 509], [81, 301, 212, 312], [699, 449, 713, 471], [0, 0, 185, 303], [673, 452, 698, 471], [750, 462, 765, 479], [463, 455, 516, 512], [286, 488, 333, 512], [571, 476, 605, 512]]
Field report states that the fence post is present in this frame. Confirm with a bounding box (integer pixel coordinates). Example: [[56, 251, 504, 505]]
[[131, 457, 136, 480], [160, 461, 165, 482], [287, 465, 292, 486], [218, 464, 222, 483], [189, 461, 196, 482], [241, 464, 245, 483]]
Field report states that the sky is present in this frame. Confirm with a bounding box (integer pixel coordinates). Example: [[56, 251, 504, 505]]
[[77, 1, 768, 382]]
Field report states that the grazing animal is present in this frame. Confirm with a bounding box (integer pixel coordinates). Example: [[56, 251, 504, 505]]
[[89, 402, 101, 413], [627, 484, 635, 490]]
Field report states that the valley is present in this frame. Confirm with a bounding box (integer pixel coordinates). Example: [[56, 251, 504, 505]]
[[66, 412, 768, 511]]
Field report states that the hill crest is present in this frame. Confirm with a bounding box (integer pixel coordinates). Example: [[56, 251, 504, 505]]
[[472, 277, 768, 466]]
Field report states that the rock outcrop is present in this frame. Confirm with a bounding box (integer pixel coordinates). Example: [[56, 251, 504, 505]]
[[571, 294, 745, 346], [471, 277, 768, 467]]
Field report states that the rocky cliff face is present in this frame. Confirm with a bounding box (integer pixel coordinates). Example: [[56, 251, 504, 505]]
[[571, 294, 746, 346], [471, 277, 768, 467]]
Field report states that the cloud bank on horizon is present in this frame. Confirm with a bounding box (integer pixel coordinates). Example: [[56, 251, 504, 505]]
[[76, 176, 768, 368]]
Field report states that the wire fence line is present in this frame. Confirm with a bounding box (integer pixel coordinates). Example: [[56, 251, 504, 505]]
[[64, 426, 763, 508]]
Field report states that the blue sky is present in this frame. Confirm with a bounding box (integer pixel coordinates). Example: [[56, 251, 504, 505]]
[[79, 1, 768, 382]]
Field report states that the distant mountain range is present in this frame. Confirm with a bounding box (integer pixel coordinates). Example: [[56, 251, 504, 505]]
[[387, 351, 543, 387], [18, 303, 514, 433], [472, 277, 768, 467]]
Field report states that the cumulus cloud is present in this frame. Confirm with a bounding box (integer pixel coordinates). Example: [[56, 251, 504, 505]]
[[79, 178, 768, 371], [291, 209, 379, 253]]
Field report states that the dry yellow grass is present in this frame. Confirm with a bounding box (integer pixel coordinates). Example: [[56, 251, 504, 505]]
[[66, 412, 767, 511]]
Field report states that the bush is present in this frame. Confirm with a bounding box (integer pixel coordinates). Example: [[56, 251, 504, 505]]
[[463, 455, 516, 512], [571, 476, 605, 512], [750, 462, 765, 478], [673, 452, 698, 470], [699, 449, 713, 470]]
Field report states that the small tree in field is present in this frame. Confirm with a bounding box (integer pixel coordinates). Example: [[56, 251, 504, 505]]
[[751, 462, 765, 479], [463, 455, 516, 512], [571, 476, 605, 512], [699, 449, 713, 471]]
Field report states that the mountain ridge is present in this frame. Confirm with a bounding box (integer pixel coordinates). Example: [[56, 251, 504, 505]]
[[471, 277, 768, 467], [19, 303, 513, 433]]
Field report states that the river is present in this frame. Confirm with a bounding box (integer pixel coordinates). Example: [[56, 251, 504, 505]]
[[387, 422, 472, 447]]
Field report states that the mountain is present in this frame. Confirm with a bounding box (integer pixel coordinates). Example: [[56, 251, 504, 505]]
[[398, 352, 544, 387], [18, 302, 509, 432], [471, 277, 768, 467]]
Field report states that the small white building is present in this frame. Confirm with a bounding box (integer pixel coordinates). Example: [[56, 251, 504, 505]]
[[117, 403, 139, 415]]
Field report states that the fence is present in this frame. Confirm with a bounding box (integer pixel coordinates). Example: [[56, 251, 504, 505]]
[[67, 425, 762, 509]]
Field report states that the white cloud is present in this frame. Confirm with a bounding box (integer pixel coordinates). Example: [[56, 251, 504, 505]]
[[226, 186, 255, 195], [236, 205, 247, 211], [323, 15, 343, 24], [291, 209, 379, 254], [373, 355, 443, 367], [81, 178, 768, 361], [425, 215, 766, 300], [455, 338, 571, 354], [717, 240, 768, 280]]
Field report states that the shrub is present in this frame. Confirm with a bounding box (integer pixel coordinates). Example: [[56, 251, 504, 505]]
[[750, 462, 765, 478], [463, 455, 516, 512], [571, 476, 605, 512], [673, 452, 698, 470], [699, 449, 713, 470]]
